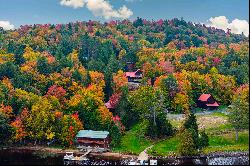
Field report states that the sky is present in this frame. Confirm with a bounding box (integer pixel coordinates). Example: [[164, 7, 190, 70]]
[[0, 0, 249, 36]]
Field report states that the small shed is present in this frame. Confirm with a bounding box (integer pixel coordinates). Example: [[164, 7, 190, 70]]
[[76, 130, 110, 149], [197, 94, 219, 109]]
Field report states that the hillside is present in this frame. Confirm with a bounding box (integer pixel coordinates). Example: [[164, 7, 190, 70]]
[[0, 18, 249, 153]]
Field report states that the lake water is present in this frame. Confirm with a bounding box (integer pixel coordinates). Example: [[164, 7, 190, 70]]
[[0, 149, 248, 165]]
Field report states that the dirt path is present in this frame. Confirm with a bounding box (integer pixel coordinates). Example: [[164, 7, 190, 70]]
[[137, 145, 153, 161]]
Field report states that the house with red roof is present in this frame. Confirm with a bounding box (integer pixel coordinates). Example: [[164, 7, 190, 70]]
[[197, 94, 219, 109], [125, 69, 142, 83], [105, 99, 117, 112], [105, 93, 121, 112]]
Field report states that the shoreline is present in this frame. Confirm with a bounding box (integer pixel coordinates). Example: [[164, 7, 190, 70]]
[[1, 146, 137, 160], [1, 146, 248, 160]]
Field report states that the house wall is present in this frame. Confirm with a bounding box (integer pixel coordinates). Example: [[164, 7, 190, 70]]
[[197, 101, 207, 108], [76, 137, 111, 149], [207, 96, 216, 104], [197, 96, 219, 109]]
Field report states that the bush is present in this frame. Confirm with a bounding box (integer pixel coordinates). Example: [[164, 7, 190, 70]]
[[177, 128, 197, 156], [198, 130, 209, 149], [110, 124, 122, 147]]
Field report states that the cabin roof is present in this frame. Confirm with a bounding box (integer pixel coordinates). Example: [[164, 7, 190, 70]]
[[198, 94, 211, 101], [206, 101, 219, 107], [76, 130, 109, 139], [105, 101, 114, 109], [125, 69, 142, 78]]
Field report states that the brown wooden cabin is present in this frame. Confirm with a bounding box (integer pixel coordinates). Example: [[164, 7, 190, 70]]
[[76, 130, 110, 149], [197, 94, 219, 110], [125, 69, 143, 83]]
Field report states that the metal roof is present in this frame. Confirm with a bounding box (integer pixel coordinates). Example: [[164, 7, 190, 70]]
[[76, 130, 109, 139], [125, 69, 142, 78], [198, 94, 211, 101], [206, 101, 219, 107]]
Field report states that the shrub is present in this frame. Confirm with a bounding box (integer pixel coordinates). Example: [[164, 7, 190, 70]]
[[198, 130, 209, 149], [177, 128, 197, 156], [110, 124, 122, 147]]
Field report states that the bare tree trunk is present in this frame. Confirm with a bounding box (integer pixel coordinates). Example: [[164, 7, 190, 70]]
[[235, 128, 238, 142]]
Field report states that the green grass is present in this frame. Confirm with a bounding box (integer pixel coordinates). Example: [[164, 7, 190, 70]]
[[208, 131, 249, 147], [202, 145, 249, 154], [206, 123, 233, 134], [148, 112, 249, 157], [148, 130, 249, 157], [148, 136, 180, 156], [112, 123, 152, 155], [206, 111, 228, 118], [112, 111, 248, 156], [202, 131, 249, 154], [169, 119, 183, 128]]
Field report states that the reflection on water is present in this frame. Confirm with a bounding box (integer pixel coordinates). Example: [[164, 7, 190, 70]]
[[0, 149, 249, 165], [207, 156, 249, 165], [0, 149, 63, 165]]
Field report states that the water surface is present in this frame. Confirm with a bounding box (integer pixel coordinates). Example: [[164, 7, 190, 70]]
[[0, 149, 248, 165]]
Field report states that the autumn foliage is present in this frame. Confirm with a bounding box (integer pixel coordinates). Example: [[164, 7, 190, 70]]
[[0, 18, 248, 146]]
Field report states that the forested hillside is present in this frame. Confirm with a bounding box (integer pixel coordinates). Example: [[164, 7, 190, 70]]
[[0, 18, 249, 148]]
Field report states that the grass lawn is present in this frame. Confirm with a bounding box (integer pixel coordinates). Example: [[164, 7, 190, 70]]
[[148, 136, 180, 156], [148, 111, 249, 156], [112, 123, 152, 155], [202, 130, 249, 154]]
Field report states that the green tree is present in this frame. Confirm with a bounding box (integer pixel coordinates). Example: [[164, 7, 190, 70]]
[[37, 57, 52, 75], [183, 112, 199, 149], [115, 87, 138, 130], [146, 112, 173, 138], [159, 74, 179, 109], [227, 99, 249, 142], [0, 113, 12, 145], [129, 86, 163, 126], [109, 124, 122, 147], [0, 62, 18, 79], [177, 128, 197, 156]]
